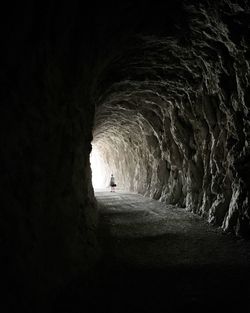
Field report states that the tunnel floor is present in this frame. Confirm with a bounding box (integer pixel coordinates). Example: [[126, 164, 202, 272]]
[[53, 191, 250, 313]]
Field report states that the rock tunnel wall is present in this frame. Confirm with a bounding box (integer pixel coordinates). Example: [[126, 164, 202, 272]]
[[1, 0, 250, 310], [1, 3, 100, 309], [93, 1, 250, 237]]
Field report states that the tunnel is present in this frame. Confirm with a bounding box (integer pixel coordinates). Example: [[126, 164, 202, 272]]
[[2, 1, 250, 312]]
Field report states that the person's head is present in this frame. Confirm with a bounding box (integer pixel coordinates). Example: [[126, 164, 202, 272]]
[[111, 174, 113, 176]]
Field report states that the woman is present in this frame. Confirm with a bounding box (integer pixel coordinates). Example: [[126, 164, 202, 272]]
[[109, 174, 116, 192]]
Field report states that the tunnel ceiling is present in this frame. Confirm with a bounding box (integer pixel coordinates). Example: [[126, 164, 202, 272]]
[[91, 0, 250, 236]]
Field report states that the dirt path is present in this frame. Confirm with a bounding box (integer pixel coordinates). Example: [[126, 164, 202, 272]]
[[97, 191, 250, 268], [53, 190, 250, 313]]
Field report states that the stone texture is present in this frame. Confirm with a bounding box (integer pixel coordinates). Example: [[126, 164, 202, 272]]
[[1, 0, 250, 311], [93, 0, 250, 237]]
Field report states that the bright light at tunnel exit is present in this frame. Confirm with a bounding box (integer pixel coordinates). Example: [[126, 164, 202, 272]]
[[90, 146, 107, 189]]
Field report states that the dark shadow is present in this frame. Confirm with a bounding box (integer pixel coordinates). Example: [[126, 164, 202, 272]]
[[48, 199, 250, 313], [50, 262, 250, 313]]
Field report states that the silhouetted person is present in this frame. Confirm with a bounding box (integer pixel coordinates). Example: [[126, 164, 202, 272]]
[[110, 174, 116, 192]]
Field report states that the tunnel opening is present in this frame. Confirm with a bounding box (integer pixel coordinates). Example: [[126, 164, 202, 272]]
[[90, 143, 109, 190]]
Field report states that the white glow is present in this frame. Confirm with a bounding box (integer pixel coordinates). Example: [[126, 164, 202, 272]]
[[90, 146, 107, 189]]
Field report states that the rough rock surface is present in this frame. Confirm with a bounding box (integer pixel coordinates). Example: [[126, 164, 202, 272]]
[[1, 1, 250, 311], [93, 0, 250, 237]]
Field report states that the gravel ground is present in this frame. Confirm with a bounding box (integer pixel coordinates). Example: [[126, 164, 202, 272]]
[[97, 190, 250, 268], [53, 190, 250, 313]]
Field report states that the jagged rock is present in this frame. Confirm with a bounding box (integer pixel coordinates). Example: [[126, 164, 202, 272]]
[[93, 0, 250, 237], [1, 0, 250, 311]]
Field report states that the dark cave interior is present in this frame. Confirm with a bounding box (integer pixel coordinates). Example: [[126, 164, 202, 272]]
[[1, 1, 250, 312]]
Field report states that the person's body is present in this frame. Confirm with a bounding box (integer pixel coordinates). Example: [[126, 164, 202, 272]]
[[110, 174, 116, 192]]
